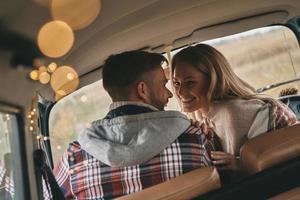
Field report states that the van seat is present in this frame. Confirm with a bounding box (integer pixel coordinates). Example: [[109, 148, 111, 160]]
[[115, 167, 221, 200], [270, 186, 300, 200], [240, 124, 300, 174]]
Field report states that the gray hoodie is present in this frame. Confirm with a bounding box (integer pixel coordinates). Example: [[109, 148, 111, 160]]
[[78, 110, 191, 167]]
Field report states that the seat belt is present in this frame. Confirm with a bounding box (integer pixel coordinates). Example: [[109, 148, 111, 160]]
[[34, 149, 64, 200]]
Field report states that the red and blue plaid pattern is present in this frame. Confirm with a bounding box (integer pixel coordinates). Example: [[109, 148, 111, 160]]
[[54, 125, 213, 199], [268, 102, 297, 131]]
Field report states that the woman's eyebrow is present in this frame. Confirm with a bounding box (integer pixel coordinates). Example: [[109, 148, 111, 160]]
[[183, 76, 195, 80], [173, 76, 195, 80], [172, 76, 195, 81]]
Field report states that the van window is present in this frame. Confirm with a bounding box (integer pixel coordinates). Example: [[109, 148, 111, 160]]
[[204, 25, 300, 97], [0, 113, 14, 199], [0, 110, 26, 199]]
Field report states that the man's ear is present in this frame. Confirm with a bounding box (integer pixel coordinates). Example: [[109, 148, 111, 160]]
[[137, 81, 149, 102]]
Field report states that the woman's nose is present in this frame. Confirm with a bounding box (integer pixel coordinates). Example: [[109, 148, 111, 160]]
[[177, 85, 185, 98]]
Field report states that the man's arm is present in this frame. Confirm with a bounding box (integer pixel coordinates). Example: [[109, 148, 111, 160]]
[[53, 151, 74, 198]]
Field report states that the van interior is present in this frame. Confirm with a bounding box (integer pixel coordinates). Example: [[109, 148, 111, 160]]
[[1, 0, 300, 199]]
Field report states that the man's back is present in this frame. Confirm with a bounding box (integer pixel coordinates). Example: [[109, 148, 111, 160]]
[[54, 127, 212, 199], [54, 103, 213, 199]]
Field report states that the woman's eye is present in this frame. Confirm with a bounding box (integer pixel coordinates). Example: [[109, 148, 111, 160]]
[[187, 81, 196, 86], [173, 82, 180, 87]]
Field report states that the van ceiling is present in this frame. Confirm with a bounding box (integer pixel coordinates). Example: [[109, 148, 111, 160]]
[[0, 0, 300, 106]]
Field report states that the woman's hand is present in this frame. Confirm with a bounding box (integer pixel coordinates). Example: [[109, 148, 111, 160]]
[[211, 151, 239, 170]]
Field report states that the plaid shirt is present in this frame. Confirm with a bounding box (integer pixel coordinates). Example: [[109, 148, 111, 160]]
[[54, 105, 214, 199], [269, 101, 297, 131], [0, 163, 14, 199]]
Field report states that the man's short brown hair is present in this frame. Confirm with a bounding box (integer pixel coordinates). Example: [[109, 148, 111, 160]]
[[102, 50, 167, 100]]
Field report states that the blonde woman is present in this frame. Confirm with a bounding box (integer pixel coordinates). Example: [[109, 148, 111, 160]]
[[171, 43, 297, 170]]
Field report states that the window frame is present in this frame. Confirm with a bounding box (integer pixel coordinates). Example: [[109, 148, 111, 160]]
[[0, 101, 30, 200]]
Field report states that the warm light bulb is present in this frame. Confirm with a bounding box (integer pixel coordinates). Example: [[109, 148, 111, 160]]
[[38, 66, 47, 74], [39, 72, 51, 84], [67, 72, 75, 80], [80, 95, 87, 102], [48, 62, 58, 73], [30, 70, 39, 80], [38, 20, 74, 58], [50, 65, 79, 95], [51, 0, 101, 30]]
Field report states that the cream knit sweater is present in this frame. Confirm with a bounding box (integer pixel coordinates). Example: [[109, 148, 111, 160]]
[[191, 98, 270, 155]]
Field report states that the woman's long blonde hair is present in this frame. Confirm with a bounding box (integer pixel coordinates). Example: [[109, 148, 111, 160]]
[[171, 43, 275, 104]]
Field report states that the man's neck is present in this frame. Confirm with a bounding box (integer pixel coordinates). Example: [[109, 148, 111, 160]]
[[109, 101, 159, 111]]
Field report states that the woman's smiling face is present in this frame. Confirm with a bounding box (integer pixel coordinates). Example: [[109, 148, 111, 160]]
[[172, 62, 210, 113]]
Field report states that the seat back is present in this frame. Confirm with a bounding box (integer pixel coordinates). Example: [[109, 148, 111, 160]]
[[115, 167, 221, 200], [270, 186, 300, 200], [240, 124, 300, 174]]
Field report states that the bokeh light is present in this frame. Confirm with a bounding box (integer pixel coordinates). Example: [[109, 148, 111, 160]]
[[30, 70, 39, 80], [37, 20, 74, 58], [48, 62, 58, 73], [39, 72, 51, 84], [51, 0, 101, 30], [38, 65, 47, 74], [50, 65, 79, 96]]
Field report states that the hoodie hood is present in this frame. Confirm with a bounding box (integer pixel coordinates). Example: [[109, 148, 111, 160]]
[[78, 110, 191, 167]]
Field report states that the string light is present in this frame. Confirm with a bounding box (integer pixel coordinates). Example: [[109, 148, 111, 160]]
[[29, 63, 80, 102], [5, 114, 10, 121], [43, 136, 49, 141], [80, 95, 87, 102], [28, 94, 40, 143]]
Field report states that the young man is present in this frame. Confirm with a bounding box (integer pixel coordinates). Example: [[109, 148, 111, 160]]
[[54, 50, 215, 199]]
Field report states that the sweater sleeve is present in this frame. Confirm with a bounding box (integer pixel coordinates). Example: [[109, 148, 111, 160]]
[[247, 104, 270, 139]]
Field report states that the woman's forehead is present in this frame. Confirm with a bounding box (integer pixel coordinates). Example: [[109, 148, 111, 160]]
[[173, 63, 202, 78]]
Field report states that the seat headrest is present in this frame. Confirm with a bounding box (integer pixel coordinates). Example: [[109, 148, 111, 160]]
[[240, 124, 300, 174], [115, 167, 221, 200]]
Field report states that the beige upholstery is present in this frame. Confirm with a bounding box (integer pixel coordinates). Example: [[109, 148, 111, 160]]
[[240, 124, 300, 174], [269, 186, 300, 200], [115, 167, 221, 200]]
